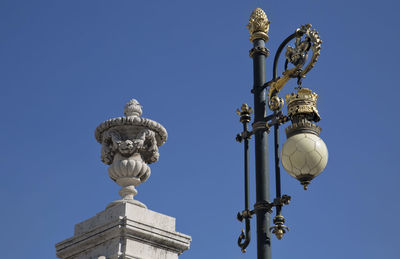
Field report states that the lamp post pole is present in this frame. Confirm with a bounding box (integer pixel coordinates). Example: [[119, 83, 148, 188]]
[[236, 7, 328, 259], [252, 39, 272, 259], [248, 9, 272, 259]]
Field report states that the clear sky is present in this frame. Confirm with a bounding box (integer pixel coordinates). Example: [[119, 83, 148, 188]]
[[1, 0, 399, 258]]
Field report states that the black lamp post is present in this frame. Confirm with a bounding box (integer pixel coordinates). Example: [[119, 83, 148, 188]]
[[235, 8, 328, 259]]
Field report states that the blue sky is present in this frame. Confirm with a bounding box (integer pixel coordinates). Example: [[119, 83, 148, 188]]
[[1, 0, 399, 258]]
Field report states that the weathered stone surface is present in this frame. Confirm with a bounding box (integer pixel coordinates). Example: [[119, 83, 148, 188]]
[[95, 99, 168, 209], [56, 202, 191, 259]]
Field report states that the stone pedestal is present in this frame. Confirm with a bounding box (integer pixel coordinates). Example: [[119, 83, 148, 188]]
[[56, 100, 191, 258], [56, 202, 191, 259]]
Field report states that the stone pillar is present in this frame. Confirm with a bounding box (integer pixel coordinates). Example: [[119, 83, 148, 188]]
[[56, 99, 191, 259]]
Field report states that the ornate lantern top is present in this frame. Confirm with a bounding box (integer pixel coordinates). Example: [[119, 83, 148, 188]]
[[285, 88, 320, 122]]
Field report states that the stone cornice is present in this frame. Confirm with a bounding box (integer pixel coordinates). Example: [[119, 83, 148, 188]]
[[56, 217, 191, 258]]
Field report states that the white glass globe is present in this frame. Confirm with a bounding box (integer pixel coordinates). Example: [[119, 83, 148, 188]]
[[281, 133, 328, 189]]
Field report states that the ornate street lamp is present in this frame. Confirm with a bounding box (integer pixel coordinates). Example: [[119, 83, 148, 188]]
[[235, 8, 328, 259]]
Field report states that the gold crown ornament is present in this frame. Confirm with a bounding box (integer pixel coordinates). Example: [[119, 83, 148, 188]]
[[285, 88, 320, 122]]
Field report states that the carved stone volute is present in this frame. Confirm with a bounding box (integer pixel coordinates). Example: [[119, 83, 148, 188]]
[[95, 99, 167, 208]]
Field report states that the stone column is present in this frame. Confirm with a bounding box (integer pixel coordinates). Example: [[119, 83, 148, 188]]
[[56, 99, 191, 259]]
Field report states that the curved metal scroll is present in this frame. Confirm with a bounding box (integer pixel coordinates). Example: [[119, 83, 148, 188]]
[[237, 218, 251, 253], [268, 24, 322, 107]]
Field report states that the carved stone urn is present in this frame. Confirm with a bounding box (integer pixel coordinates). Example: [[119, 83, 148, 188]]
[[95, 99, 167, 208]]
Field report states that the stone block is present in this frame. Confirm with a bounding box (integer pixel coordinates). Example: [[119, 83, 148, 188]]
[[56, 203, 191, 259]]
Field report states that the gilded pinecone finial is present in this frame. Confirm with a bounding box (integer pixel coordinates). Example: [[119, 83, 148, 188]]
[[247, 8, 270, 42]]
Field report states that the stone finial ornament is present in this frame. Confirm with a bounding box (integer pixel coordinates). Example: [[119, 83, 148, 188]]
[[95, 99, 167, 208], [124, 99, 142, 117]]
